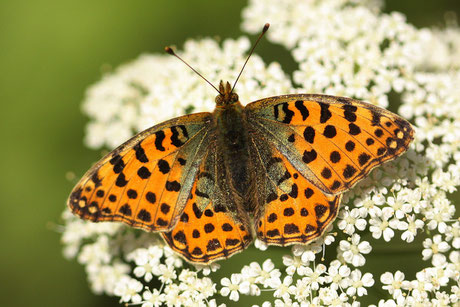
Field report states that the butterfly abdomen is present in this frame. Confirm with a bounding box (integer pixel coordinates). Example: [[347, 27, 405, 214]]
[[214, 101, 252, 202]]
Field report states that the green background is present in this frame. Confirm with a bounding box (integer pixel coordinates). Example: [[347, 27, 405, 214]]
[[1, 1, 458, 306]]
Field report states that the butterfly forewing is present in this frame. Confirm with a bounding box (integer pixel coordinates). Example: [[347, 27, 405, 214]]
[[67, 113, 212, 231], [246, 94, 414, 195]]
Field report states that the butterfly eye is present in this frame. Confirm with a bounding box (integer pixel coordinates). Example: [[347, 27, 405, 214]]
[[231, 93, 239, 103]]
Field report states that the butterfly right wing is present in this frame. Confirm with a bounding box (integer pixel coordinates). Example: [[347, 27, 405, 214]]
[[248, 134, 341, 245], [67, 112, 212, 232]]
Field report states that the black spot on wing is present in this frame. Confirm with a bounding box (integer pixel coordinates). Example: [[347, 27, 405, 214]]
[[137, 209, 151, 222], [154, 130, 166, 151], [173, 231, 187, 244], [161, 203, 170, 214], [115, 173, 128, 187], [284, 223, 300, 234], [157, 159, 170, 174], [206, 239, 221, 252], [127, 189, 138, 199], [119, 204, 132, 216], [371, 112, 381, 126], [343, 165, 357, 179], [314, 204, 327, 218], [358, 153, 371, 166], [323, 125, 337, 138], [267, 229, 280, 237], [268, 213, 278, 223], [91, 172, 102, 188], [303, 126, 315, 143], [180, 212, 189, 222], [134, 142, 149, 163], [110, 154, 125, 174], [349, 123, 361, 135], [171, 125, 189, 147], [137, 166, 151, 179], [146, 192, 156, 204], [319, 102, 332, 123], [345, 140, 355, 152], [330, 151, 341, 163], [304, 188, 314, 199], [281, 103, 295, 123], [295, 100, 309, 120], [303, 149, 317, 164], [343, 104, 357, 122], [165, 180, 181, 192]]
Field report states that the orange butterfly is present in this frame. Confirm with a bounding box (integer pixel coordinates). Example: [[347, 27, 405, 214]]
[[68, 24, 414, 264]]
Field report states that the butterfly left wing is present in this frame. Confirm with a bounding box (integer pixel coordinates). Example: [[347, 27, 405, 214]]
[[67, 112, 212, 232], [245, 94, 414, 195], [162, 139, 253, 263]]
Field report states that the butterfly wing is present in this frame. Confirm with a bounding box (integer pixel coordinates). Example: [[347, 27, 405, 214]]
[[162, 138, 253, 263], [248, 133, 341, 245], [245, 94, 414, 195], [67, 112, 213, 232]]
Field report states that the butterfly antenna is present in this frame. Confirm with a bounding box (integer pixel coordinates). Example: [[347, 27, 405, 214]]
[[231, 23, 270, 93], [165, 46, 222, 94]]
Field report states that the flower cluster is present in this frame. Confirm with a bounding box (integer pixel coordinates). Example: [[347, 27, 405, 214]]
[[62, 0, 460, 305]]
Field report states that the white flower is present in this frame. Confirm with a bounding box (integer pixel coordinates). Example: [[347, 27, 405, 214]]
[[220, 273, 248, 301], [241, 264, 261, 296], [248, 259, 282, 288], [337, 207, 367, 235], [387, 194, 412, 219], [346, 269, 374, 297], [422, 234, 450, 262], [142, 289, 165, 307], [194, 262, 221, 276], [326, 260, 351, 290], [289, 277, 311, 302], [273, 276, 293, 301], [339, 234, 372, 267], [300, 263, 326, 290], [282, 255, 305, 276], [399, 214, 424, 243], [132, 250, 157, 282], [113, 276, 143, 303], [319, 287, 348, 306], [154, 264, 177, 284], [380, 271, 405, 299], [369, 207, 398, 241], [254, 238, 268, 251]]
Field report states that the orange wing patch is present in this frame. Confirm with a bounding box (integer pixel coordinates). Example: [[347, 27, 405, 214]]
[[68, 113, 211, 231]]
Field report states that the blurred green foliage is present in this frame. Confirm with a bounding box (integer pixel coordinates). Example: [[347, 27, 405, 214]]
[[0, 1, 458, 306]]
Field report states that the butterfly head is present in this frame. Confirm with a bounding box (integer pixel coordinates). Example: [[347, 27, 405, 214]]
[[215, 81, 239, 107]]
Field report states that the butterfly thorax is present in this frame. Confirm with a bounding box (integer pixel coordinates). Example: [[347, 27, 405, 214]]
[[213, 83, 253, 211]]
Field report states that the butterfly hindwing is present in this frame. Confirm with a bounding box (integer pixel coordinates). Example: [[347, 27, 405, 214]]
[[67, 112, 212, 231], [249, 135, 340, 245], [162, 143, 253, 263], [246, 94, 414, 195]]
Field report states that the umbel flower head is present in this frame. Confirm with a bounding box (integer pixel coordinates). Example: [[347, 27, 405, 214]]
[[62, 0, 460, 305]]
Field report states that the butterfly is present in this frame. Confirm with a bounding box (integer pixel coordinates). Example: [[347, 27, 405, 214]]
[[68, 24, 414, 264]]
